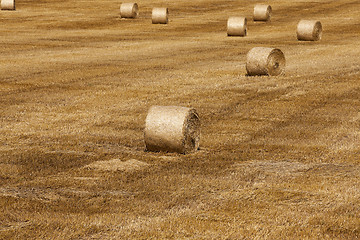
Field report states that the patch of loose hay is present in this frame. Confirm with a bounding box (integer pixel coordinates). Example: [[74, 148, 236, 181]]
[[0, 163, 21, 177], [0, 186, 62, 201], [84, 159, 150, 172]]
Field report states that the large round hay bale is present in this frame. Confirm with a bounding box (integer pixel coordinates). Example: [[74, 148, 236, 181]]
[[144, 106, 200, 154], [246, 47, 285, 76], [1, 0, 15, 10], [120, 3, 139, 18], [227, 17, 247, 36], [297, 20, 322, 41], [152, 7, 168, 24], [253, 4, 271, 21]]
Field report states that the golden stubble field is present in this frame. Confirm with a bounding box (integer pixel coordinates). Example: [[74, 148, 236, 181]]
[[0, 0, 359, 239]]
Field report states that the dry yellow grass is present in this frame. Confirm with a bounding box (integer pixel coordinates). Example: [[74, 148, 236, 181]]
[[0, 0, 360, 239]]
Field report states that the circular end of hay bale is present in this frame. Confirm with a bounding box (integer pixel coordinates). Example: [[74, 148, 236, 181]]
[[227, 17, 247, 37], [246, 47, 285, 76], [297, 20, 322, 41], [1, 0, 15, 10], [253, 4, 271, 21], [144, 106, 200, 154], [120, 3, 139, 18], [152, 7, 169, 24]]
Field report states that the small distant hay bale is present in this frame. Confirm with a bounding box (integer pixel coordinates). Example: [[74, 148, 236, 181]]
[[152, 7, 168, 24], [246, 47, 285, 76], [85, 159, 149, 172], [253, 4, 271, 21], [227, 17, 247, 37], [120, 3, 139, 18], [1, 0, 15, 10], [297, 20, 322, 41], [144, 105, 200, 154]]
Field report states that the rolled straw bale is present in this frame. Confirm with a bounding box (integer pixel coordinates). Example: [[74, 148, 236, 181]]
[[227, 17, 247, 36], [152, 7, 168, 24], [120, 3, 138, 18], [1, 0, 15, 10], [253, 4, 271, 21], [144, 106, 200, 154], [246, 47, 285, 76], [297, 20, 322, 41]]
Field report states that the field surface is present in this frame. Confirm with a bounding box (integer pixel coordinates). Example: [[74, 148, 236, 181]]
[[1, 0, 360, 239]]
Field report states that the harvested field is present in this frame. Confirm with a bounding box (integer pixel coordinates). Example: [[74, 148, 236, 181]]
[[1, 0, 360, 239]]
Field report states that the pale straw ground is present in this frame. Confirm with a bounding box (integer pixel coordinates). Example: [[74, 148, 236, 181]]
[[0, 0, 359, 239]]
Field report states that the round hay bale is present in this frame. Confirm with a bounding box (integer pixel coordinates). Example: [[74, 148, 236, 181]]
[[1, 0, 15, 10], [227, 17, 247, 37], [246, 47, 285, 76], [253, 4, 271, 21], [152, 7, 168, 24], [144, 106, 200, 154], [120, 3, 139, 18], [297, 20, 322, 41]]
